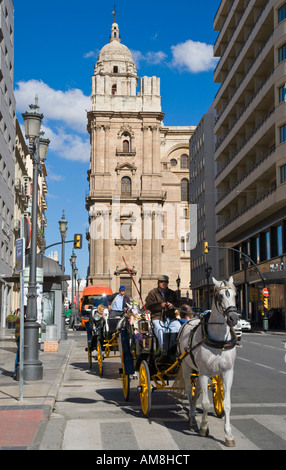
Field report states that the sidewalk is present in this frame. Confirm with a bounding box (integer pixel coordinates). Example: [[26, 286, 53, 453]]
[[0, 328, 74, 449]]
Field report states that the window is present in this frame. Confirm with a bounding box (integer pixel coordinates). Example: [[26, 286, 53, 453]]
[[123, 140, 129, 152], [279, 84, 286, 102], [278, 44, 286, 63], [278, 225, 283, 255], [280, 125, 286, 143], [113, 66, 118, 73], [170, 158, 177, 167], [111, 84, 117, 95], [181, 178, 189, 202], [121, 176, 131, 195], [278, 4, 286, 23], [180, 154, 189, 169], [281, 164, 286, 183]]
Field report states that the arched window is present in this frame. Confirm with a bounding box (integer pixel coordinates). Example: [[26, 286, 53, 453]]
[[180, 154, 189, 169], [181, 178, 189, 202], [123, 140, 129, 152], [112, 84, 117, 95], [121, 176, 131, 195]]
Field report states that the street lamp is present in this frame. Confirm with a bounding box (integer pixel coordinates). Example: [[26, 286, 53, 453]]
[[205, 262, 212, 310], [77, 276, 81, 311], [22, 96, 50, 381], [241, 257, 249, 320], [58, 210, 68, 339], [69, 251, 76, 330], [176, 274, 181, 299]]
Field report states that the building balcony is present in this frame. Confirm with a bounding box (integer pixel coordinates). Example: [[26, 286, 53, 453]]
[[216, 184, 286, 242], [116, 147, 136, 156]]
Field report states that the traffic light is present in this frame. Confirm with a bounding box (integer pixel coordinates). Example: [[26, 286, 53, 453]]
[[204, 242, 209, 253], [263, 296, 268, 310], [74, 233, 82, 249]]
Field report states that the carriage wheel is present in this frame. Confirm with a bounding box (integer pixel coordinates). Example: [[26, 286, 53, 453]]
[[97, 341, 103, 376], [191, 373, 198, 397], [212, 375, 224, 418], [139, 360, 152, 417], [87, 340, 92, 369], [121, 353, 130, 401]]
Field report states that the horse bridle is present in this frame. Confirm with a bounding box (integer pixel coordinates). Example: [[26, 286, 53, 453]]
[[214, 285, 238, 327]]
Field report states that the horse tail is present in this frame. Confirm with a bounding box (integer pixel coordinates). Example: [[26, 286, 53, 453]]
[[171, 365, 186, 401]]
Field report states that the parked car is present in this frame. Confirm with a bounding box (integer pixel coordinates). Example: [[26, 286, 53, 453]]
[[237, 313, 251, 332], [234, 323, 242, 341]]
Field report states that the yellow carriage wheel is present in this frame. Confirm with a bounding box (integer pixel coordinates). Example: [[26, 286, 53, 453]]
[[97, 341, 103, 376], [212, 375, 224, 418], [139, 361, 152, 417], [191, 373, 198, 397], [87, 340, 92, 369], [121, 353, 130, 401]]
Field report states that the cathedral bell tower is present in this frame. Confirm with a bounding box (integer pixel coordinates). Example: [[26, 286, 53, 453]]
[[86, 17, 167, 297]]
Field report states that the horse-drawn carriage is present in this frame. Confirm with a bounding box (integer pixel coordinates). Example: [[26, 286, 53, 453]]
[[118, 303, 224, 419], [119, 276, 238, 447], [85, 306, 121, 376]]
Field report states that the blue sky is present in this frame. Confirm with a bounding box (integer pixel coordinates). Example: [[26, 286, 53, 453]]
[[13, 0, 220, 280]]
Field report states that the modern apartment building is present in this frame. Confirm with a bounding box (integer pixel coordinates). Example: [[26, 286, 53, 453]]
[[189, 106, 219, 309], [213, 0, 286, 327], [0, 0, 15, 327]]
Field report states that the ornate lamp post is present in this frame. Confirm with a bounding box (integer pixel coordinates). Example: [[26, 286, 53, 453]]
[[176, 274, 181, 299], [205, 262, 212, 310], [69, 251, 76, 330], [59, 210, 68, 339], [22, 97, 50, 381], [77, 275, 81, 312]]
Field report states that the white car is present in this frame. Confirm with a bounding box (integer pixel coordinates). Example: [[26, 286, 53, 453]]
[[237, 314, 251, 332]]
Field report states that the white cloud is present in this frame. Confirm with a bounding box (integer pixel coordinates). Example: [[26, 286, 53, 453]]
[[15, 80, 90, 163], [41, 124, 90, 162], [14, 79, 90, 133], [130, 49, 167, 68], [170, 40, 218, 73]]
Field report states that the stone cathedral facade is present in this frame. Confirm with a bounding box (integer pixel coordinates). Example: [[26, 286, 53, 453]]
[[86, 19, 194, 300]]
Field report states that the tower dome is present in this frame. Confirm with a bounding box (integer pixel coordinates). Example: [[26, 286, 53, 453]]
[[94, 20, 137, 77]]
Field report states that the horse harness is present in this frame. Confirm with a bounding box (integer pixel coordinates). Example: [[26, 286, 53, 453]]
[[177, 311, 237, 370]]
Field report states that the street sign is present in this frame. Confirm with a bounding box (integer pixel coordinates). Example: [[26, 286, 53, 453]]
[[262, 287, 270, 297], [15, 238, 25, 273]]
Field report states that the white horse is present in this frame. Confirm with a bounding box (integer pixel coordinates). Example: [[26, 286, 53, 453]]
[[177, 276, 238, 447]]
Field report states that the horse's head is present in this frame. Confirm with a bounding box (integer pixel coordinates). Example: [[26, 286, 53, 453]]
[[212, 276, 238, 327]]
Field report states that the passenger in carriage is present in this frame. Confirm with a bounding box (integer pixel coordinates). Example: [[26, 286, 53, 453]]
[[178, 304, 194, 324], [145, 275, 181, 348], [107, 286, 130, 318]]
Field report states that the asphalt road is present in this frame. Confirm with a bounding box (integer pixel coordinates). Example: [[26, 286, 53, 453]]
[[39, 330, 286, 451]]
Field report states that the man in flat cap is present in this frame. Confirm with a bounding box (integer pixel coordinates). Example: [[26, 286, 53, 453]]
[[145, 275, 181, 348]]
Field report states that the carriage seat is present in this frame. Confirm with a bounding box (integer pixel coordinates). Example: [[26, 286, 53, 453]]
[[162, 332, 178, 357]]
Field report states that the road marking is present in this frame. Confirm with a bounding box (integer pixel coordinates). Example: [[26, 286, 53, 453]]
[[237, 357, 251, 362], [237, 356, 286, 374], [254, 362, 274, 370]]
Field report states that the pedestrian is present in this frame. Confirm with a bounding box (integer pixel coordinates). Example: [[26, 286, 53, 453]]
[[107, 286, 130, 318], [69, 303, 76, 330], [145, 275, 181, 349]]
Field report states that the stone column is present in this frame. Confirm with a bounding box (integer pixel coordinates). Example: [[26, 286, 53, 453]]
[[151, 211, 161, 276], [152, 125, 161, 174]]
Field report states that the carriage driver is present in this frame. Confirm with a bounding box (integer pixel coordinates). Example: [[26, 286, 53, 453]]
[[145, 275, 181, 348]]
